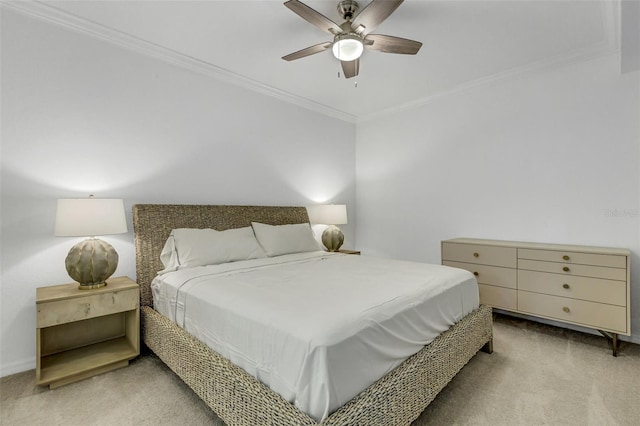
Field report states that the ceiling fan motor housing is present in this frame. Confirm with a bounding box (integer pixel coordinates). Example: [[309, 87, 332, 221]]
[[338, 0, 359, 21]]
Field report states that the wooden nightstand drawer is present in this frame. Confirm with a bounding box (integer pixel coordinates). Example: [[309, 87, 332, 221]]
[[518, 248, 626, 268], [442, 242, 516, 268], [443, 261, 516, 289], [518, 291, 627, 333], [37, 288, 138, 328], [518, 270, 626, 306], [518, 259, 626, 281]]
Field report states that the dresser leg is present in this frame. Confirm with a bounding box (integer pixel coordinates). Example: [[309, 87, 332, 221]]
[[598, 330, 618, 357]]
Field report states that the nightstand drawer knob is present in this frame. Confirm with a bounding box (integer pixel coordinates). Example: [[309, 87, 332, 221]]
[[562, 283, 570, 289], [473, 252, 479, 258], [563, 266, 570, 272], [563, 306, 570, 313], [473, 271, 479, 276], [562, 255, 570, 261]]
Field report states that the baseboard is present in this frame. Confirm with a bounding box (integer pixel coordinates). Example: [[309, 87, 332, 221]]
[[1, 357, 35, 378]]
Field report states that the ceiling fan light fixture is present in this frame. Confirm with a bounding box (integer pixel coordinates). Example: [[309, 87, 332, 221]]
[[332, 34, 363, 61]]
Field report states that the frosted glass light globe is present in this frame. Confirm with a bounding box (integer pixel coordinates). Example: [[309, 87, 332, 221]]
[[332, 36, 364, 61]]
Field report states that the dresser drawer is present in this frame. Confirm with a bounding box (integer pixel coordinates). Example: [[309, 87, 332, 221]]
[[517, 259, 626, 281], [518, 291, 627, 333], [479, 284, 517, 310], [37, 288, 139, 328], [518, 248, 626, 268], [442, 242, 516, 268], [443, 261, 516, 289], [518, 270, 627, 306]]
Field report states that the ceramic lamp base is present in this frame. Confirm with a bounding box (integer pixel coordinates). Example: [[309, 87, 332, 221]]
[[65, 238, 118, 288], [322, 225, 344, 252]]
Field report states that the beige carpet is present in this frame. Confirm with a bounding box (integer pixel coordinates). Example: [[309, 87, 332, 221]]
[[2, 314, 639, 425]]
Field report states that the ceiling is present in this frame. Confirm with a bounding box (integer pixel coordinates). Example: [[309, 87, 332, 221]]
[[9, 1, 618, 121]]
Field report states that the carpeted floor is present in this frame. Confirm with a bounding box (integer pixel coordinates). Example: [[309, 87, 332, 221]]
[[2, 313, 639, 425]]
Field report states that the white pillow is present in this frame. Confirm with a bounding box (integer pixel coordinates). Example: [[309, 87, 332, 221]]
[[159, 227, 266, 271], [251, 222, 322, 257], [159, 234, 180, 273]]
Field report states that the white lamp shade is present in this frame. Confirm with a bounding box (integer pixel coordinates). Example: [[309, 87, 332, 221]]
[[307, 204, 348, 225], [55, 198, 127, 237]]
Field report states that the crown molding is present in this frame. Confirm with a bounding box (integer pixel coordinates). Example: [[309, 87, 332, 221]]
[[2, 0, 620, 125], [358, 0, 621, 123], [1, 0, 357, 124], [358, 42, 619, 123]]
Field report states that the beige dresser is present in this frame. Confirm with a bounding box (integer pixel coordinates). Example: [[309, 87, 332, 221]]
[[442, 238, 630, 356]]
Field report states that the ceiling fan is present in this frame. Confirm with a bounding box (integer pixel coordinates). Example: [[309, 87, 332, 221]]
[[282, 0, 422, 79]]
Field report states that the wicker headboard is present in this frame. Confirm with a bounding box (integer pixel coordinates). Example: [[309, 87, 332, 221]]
[[132, 204, 310, 306]]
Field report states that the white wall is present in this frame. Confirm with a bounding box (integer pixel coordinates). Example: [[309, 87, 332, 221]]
[[3, 6, 638, 377], [356, 54, 640, 342], [0, 11, 356, 375]]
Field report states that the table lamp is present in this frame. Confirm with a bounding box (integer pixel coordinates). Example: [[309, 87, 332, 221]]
[[307, 204, 348, 252], [55, 196, 127, 289]]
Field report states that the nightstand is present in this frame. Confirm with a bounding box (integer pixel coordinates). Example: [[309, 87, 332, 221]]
[[36, 276, 140, 388], [339, 249, 361, 255]]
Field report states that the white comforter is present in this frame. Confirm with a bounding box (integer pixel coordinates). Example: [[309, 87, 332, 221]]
[[152, 251, 478, 422]]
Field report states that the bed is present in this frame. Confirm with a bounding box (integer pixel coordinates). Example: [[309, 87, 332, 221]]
[[133, 204, 493, 425]]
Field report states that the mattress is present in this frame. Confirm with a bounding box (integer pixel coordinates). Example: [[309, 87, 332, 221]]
[[151, 251, 479, 422]]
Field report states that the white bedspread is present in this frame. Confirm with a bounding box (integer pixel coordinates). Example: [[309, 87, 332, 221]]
[[152, 251, 478, 422]]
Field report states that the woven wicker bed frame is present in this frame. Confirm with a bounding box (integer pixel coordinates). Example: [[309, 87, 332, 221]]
[[133, 204, 493, 426]]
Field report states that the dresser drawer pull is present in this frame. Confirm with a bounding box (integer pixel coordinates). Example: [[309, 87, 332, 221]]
[[562, 283, 570, 289], [473, 272, 479, 276], [563, 306, 570, 313], [562, 255, 570, 261], [473, 252, 479, 258], [563, 266, 570, 272]]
